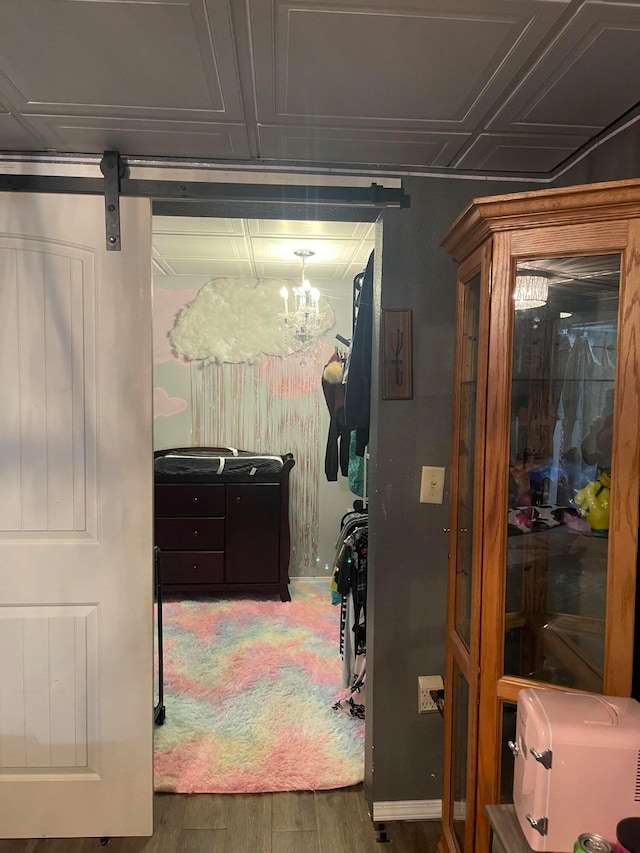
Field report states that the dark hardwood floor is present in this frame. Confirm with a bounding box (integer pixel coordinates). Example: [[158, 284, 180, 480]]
[[0, 786, 441, 852]]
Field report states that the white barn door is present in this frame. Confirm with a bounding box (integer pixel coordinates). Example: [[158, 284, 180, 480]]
[[0, 193, 153, 839]]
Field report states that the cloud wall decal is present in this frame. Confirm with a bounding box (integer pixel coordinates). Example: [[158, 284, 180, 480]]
[[170, 277, 335, 364], [153, 287, 198, 365], [154, 386, 188, 419]]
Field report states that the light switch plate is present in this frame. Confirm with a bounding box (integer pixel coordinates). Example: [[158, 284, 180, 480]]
[[420, 466, 445, 504]]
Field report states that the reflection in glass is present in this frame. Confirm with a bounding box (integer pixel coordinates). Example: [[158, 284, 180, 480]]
[[504, 256, 619, 691], [455, 273, 481, 648], [452, 666, 470, 852]]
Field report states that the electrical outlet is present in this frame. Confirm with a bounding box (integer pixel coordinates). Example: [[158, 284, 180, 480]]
[[418, 675, 444, 714]]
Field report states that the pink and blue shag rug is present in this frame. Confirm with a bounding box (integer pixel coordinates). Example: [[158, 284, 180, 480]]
[[154, 579, 364, 793]]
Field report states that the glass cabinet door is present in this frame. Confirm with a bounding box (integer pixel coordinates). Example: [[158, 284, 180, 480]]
[[444, 250, 489, 853], [454, 272, 481, 649], [504, 255, 620, 692]]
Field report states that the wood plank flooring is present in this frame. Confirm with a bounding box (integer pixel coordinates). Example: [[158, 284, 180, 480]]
[[0, 786, 441, 853]]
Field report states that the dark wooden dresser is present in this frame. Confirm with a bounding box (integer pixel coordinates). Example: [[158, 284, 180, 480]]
[[154, 448, 295, 601]]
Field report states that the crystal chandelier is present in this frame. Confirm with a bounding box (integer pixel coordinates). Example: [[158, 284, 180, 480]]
[[279, 249, 323, 349], [514, 269, 550, 310]]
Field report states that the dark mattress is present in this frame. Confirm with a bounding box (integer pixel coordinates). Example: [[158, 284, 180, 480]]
[[154, 449, 288, 482]]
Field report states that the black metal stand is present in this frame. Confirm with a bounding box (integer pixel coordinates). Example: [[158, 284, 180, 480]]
[[154, 546, 166, 725]]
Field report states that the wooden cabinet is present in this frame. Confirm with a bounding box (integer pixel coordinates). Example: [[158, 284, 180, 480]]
[[154, 456, 294, 602], [225, 484, 281, 584], [438, 180, 640, 853]]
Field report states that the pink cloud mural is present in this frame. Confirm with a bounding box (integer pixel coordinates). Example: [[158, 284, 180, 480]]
[[154, 387, 188, 419], [153, 288, 198, 365], [255, 342, 334, 399]]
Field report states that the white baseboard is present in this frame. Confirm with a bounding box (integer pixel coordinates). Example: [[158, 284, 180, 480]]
[[372, 799, 442, 822]]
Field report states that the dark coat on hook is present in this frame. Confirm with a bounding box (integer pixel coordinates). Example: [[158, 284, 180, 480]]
[[344, 250, 374, 456]]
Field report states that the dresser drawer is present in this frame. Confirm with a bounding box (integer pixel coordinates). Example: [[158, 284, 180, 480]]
[[155, 517, 225, 551], [159, 551, 224, 585], [154, 484, 225, 518]]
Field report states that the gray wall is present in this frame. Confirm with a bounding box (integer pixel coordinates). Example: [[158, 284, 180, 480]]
[[363, 120, 640, 809], [552, 121, 640, 187], [365, 175, 533, 805]]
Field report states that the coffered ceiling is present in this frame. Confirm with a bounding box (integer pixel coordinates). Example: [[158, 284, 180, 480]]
[[152, 215, 375, 279], [1, 0, 640, 178]]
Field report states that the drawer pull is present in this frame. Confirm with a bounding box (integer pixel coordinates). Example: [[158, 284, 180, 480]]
[[192, 529, 199, 537], [192, 496, 198, 504], [235, 496, 241, 503], [193, 565, 198, 571]]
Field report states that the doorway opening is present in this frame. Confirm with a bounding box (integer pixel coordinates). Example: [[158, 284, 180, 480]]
[[151, 208, 379, 795]]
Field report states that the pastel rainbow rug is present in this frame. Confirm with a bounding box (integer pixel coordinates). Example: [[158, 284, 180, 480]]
[[154, 579, 364, 793]]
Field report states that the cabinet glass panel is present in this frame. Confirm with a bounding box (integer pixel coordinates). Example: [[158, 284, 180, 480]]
[[454, 273, 481, 647], [452, 664, 470, 852], [504, 255, 620, 690]]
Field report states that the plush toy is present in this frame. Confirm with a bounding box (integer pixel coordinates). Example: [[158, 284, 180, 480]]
[[323, 359, 344, 384], [574, 470, 611, 537]]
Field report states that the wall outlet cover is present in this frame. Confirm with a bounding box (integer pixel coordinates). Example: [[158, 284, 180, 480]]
[[418, 675, 444, 713]]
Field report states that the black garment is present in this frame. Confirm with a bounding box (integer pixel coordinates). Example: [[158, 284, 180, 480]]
[[324, 407, 350, 481], [322, 352, 349, 481], [344, 250, 374, 456]]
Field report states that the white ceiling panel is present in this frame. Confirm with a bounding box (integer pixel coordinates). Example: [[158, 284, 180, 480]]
[[250, 0, 570, 129], [0, 0, 244, 120], [250, 236, 361, 265], [164, 258, 255, 277], [454, 132, 590, 172], [254, 261, 344, 280], [153, 217, 247, 237], [23, 116, 251, 159], [489, 2, 640, 134], [0, 0, 639, 176], [345, 261, 372, 282], [151, 216, 374, 280], [246, 219, 372, 240], [351, 243, 376, 266], [0, 112, 46, 149], [153, 234, 250, 260], [257, 124, 470, 168]]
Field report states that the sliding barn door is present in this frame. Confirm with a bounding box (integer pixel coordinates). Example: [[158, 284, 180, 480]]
[[0, 193, 154, 838]]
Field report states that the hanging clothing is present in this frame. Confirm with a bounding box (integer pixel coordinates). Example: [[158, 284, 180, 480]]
[[333, 652, 366, 720], [334, 526, 367, 685], [329, 509, 368, 717], [561, 334, 600, 451], [344, 251, 374, 456], [347, 431, 365, 497], [322, 352, 350, 481]]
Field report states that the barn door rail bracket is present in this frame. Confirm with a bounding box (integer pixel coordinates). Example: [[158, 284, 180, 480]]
[[100, 150, 125, 251]]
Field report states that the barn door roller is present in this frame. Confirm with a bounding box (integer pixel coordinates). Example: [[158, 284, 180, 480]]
[[100, 150, 124, 251]]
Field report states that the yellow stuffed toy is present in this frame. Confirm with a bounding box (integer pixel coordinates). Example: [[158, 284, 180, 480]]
[[574, 470, 611, 537]]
